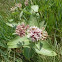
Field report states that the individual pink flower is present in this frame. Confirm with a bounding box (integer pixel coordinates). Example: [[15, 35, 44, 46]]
[[16, 23, 29, 37]]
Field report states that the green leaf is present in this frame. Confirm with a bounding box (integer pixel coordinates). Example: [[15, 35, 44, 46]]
[[29, 5, 39, 27], [39, 21, 45, 28], [35, 42, 42, 50], [6, 22, 18, 27], [19, 11, 23, 20], [29, 15, 38, 27], [12, 12, 19, 15], [41, 41, 52, 50], [7, 44, 18, 48], [6, 23, 14, 27], [7, 36, 30, 48], [35, 47, 57, 56], [31, 5, 39, 13], [34, 41, 57, 56], [9, 19, 13, 22], [23, 46, 34, 59]]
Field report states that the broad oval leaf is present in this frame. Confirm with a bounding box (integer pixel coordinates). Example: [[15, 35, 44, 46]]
[[35, 41, 57, 56], [31, 5, 39, 13], [23, 46, 34, 59], [41, 41, 52, 50], [6, 22, 18, 27], [39, 21, 45, 28], [29, 15, 38, 27], [7, 36, 30, 48], [35, 47, 57, 56], [7, 44, 18, 48]]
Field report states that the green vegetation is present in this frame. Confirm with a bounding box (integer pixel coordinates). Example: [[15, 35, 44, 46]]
[[0, 0, 62, 62]]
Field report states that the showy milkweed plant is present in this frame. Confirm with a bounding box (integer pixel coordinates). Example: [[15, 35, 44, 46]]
[[7, 23, 57, 59], [7, 3, 57, 59]]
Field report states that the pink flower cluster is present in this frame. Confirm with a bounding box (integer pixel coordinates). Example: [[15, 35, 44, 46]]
[[10, 3, 22, 12], [16, 23, 29, 37], [27, 26, 42, 42], [24, 0, 29, 6], [15, 3, 22, 8], [16, 23, 48, 42]]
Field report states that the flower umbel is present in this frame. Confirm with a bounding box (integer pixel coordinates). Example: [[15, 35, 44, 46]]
[[27, 26, 48, 42], [27, 26, 42, 42], [16, 23, 29, 37], [15, 3, 22, 8]]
